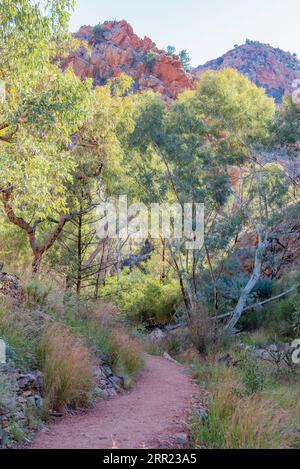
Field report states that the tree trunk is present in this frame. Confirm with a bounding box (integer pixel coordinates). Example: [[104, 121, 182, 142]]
[[32, 251, 42, 274], [225, 237, 269, 334], [76, 214, 82, 295]]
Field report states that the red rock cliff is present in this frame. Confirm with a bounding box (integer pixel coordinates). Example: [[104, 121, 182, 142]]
[[63, 20, 194, 99]]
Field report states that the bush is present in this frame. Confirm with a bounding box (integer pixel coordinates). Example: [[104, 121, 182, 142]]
[[102, 270, 181, 324], [26, 279, 51, 308], [38, 323, 94, 412], [7, 420, 27, 444], [144, 51, 157, 71], [241, 357, 266, 394], [263, 294, 299, 338], [63, 302, 145, 387], [109, 330, 145, 388], [253, 278, 273, 300], [93, 23, 104, 43]]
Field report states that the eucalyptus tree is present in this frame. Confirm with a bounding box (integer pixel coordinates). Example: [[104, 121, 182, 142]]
[[127, 69, 278, 338], [0, 0, 95, 272], [47, 76, 137, 293]]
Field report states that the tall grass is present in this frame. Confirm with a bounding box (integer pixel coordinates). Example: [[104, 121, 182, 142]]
[[65, 303, 145, 388], [38, 323, 94, 412], [109, 330, 145, 388], [0, 300, 37, 368], [192, 365, 291, 449]]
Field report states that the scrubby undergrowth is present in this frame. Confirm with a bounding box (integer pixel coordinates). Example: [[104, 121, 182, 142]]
[[189, 332, 300, 449], [0, 277, 145, 447]]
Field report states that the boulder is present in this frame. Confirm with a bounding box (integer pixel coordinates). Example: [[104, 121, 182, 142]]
[[0, 272, 24, 303]]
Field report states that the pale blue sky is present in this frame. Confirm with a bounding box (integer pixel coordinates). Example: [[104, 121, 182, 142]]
[[70, 0, 300, 66]]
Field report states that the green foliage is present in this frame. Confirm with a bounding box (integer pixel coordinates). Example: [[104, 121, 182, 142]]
[[166, 45, 176, 55], [7, 420, 27, 444], [65, 309, 145, 387], [24, 402, 43, 431], [195, 68, 276, 147], [273, 97, 300, 158], [262, 293, 299, 338], [93, 22, 104, 42], [191, 359, 295, 449], [26, 279, 51, 308], [241, 356, 266, 394], [0, 1, 94, 226], [144, 51, 157, 71], [0, 0, 75, 84], [102, 270, 181, 324], [179, 49, 191, 70], [109, 330, 145, 388], [253, 277, 273, 301]]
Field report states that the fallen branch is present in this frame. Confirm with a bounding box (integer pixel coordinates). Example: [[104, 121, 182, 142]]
[[164, 286, 297, 332], [215, 286, 297, 321]]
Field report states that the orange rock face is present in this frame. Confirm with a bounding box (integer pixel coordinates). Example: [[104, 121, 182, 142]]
[[65, 25, 300, 103], [63, 20, 194, 99]]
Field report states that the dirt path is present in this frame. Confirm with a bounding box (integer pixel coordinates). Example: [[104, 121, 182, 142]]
[[28, 355, 197, 449]]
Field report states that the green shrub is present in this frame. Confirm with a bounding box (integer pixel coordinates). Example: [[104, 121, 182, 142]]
[[253, 278, 273, 300], [93, 23, 104, 43], [262, 294, 298, 338], [191, 364, 289, 449], [24, 402, 43, 431], [7, 420, 27, 444], [102, 270, 181, 324], [109, 330, 145, 388], [26, 279, 51, 308], [144, 51, 157, 71], [241, 357, 266, 394], [64, 303, 145, 386]]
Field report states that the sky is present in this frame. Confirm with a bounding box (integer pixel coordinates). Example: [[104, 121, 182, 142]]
[[70, 0, 300, 66]]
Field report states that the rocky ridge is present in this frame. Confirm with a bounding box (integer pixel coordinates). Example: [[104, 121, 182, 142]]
[[63, 20, 194, 100], [65, 22, 300, 104], [194, 40, 300, 103]]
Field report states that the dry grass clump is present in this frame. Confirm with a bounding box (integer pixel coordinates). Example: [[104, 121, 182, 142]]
[[225, 394, 289, 449], [187, 310, 219, 355], [39, 322, 94, 412], [192, 365, 291, 449], [110, 329, 145, 388]]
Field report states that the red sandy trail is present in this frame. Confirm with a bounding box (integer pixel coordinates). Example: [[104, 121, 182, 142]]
[[28, 355, 196, 449]]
